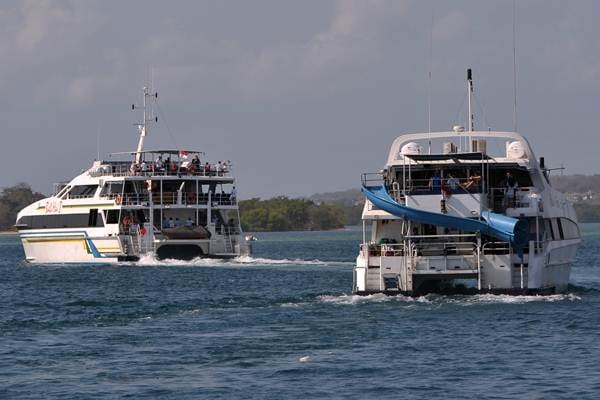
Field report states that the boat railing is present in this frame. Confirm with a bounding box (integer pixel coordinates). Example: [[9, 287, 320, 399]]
[[100, 191, 237, 207], [63, 193, 96, 200], [481, 241, 510, 255], [361, 235, 478, 258], [90, 162, 233, 178], [488, 186, 535, 212]]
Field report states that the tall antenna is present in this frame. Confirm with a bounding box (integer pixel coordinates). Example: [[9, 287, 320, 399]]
[[132, 84, 158, 164], [512, 0, 518, 132], [467, 68, 474, 132], [427, 8, 434, 154], [96, 126, 100, 161]]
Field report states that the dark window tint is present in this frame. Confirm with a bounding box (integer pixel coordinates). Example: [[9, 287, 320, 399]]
[[560, 218, 580, 240], [100, 182, 123, 196], [16, 213, 103, 229], [88, 209, 100, 227], [67, 185, 98, 198], [556, 218, 565, 240], [104, 210, 119, 224]]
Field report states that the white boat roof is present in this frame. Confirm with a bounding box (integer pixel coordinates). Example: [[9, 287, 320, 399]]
[[386, 130, 537, 168]]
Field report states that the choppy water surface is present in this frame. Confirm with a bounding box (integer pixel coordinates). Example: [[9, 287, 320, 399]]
[[2, 225, 600, 399]]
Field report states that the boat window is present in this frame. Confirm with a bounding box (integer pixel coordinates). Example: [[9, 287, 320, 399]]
[[556, 218, 565, 240], [559, 218, 580, 240], [550, 219, 560, 240], [544, 219, 555, 240], [104, 210, 120, 224], [66, 185, 98, 199], [16, 213, 103, 229], [100, 182, 124, 196], [88, 209, 100, 227]]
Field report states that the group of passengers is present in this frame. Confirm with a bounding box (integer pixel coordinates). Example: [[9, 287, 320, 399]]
[[121, 213, 146, 235], [129, 155, 230, 176], [427, 170, 518, 195], [427, 171, 481, 196], [162, 216, 195, 229]]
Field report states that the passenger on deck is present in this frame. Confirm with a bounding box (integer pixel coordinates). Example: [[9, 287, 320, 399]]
[[129, 163, 139, 176], [428, 171, 442, 192], [186, 217, 194, 227], [501, 172, 519, 208], [165, 157, 171, 175], [446, 173, 460, 190], [500, 172, 518, 190], [168, 217, 175, 228], [231, 186, 237, 201], [462, 174, 481, 190], [140, 161, 148, 174], [217, 161, 224, 176], [204, 162, 211, 176], [155, 156, 164, 172], [191, 155, 200, 174]]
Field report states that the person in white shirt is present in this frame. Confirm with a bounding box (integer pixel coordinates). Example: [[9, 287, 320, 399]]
[[446, 174, 459, 190], [186, 217, 194, 227], [140, 161, 147, 174], [231, 186, 237, 201]]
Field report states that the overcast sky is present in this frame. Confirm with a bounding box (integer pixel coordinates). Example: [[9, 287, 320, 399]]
[[1, 0, 599, 198]]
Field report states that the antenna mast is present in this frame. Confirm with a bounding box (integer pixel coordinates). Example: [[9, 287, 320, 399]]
[[132, 85, 158, 164], [512, 0, 518, 132], [467, 68, 474, 152], [467, 68, 474, 132]]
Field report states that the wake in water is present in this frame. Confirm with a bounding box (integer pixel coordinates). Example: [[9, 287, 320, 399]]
[[285, 292, 582, 307], [134, 254, 351, 267]]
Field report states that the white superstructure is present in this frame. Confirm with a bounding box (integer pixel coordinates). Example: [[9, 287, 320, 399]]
[[354, 71, 580, 295], [16, 86, 248, 264]]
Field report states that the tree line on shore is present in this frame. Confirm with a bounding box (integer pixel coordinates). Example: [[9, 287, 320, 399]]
[[4, 182, 600, 232], [0, 183, 45, 230], [0, 183, 352, 232], [238, 197, 348, 231]]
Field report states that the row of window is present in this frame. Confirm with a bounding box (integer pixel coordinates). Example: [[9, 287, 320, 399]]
[[544, 218, 579, 241], [17, 211, 104, 230]]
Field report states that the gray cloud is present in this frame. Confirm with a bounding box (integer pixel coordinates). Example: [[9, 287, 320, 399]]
[[1, 0, 599, 198]]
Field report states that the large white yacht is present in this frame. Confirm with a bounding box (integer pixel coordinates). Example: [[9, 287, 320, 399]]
[[16, 86, 248, 264], [354, 70, 580, 295]]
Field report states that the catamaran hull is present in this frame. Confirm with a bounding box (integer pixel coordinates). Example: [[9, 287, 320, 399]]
[[19, 230, 246, 264]]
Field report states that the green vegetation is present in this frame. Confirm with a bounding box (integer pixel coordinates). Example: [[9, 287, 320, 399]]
[[239, 197, 346, 232], [310, 189, 364, 225], [0, 183, 45, 230], [550, 174, 600, 193]]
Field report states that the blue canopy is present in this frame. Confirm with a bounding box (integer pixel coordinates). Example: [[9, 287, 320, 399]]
[[362, 185, 528, 250]]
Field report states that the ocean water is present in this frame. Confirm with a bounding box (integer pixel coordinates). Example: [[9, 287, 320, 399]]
[[1, 225, 600, 399]]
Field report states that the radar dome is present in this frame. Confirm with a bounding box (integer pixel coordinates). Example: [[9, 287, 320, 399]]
[[506, 141, 526, 159], [400, 142, 422, 158]]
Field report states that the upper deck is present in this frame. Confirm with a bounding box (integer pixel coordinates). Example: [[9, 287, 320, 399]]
[[88, 149, 234, 181], [385, 130, 538, 169]]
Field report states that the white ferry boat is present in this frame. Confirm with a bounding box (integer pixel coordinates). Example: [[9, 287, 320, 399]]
[[354, 70, 580, 295], [16, 86, 248, 264]]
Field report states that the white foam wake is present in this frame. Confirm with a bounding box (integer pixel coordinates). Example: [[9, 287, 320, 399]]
[[317, 293, 431, 305], [310, 292, 581, 307], [133, 254, 348, 267], [454, 293, 581, 305]]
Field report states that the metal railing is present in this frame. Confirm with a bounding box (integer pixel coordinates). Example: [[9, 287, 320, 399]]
[[90, 162, 232, 178], [100, 191, 237, 207]]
